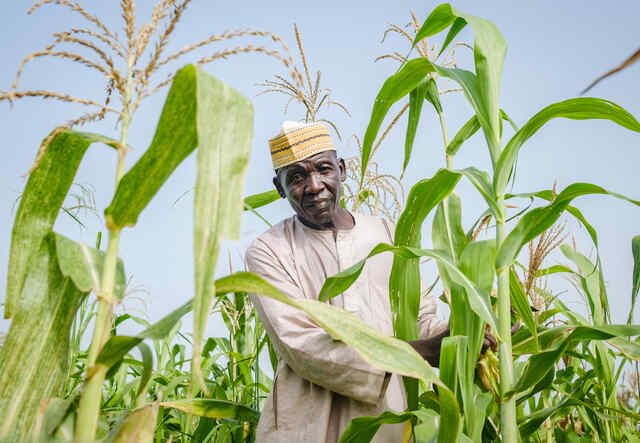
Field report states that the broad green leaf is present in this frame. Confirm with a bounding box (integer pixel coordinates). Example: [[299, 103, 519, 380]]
[[396, 170, 462, 248], [457, 168, 501, 221], [509, 268, 537, 349], [191, 66, 254, 393], [219, 272, 440, 383], [630, 235, 640, 324], [560, 245, 605, 325], [496, 182, 640, 270], [402, 78, 429, 178], [244, 189, 280, 209], [225, 271, 463, 443], [508, 190, 599, 249], [446, 116, 480, 156], [494, 98, 640, 195], [134, 342, 153, 405], [161, 399, 259, 422], [360, 58, 435, 185], [412, 409, 439, 442], [432, 194, 467, 269], [518, 397, 577, 437], [390, 169, 461, 341], [457, 241, 495, 362], [0, 236, 86, 439], [105, 404, 158, 443], [6, 129, 118, 318], [609, 337, 640, 361], [424, 76, 443, 114], [338, 411, 415, 443], [414, 4, 507, 161], [52, 233, 126, 300], [96, 300, 193, 371], [439, 337, 459, 393], [38, 398, 73, 438], [509, 325, 640, 396], [318, 244, 498, 336]]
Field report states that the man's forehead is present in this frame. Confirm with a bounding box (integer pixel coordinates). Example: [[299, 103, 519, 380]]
[[278, 150, 338, 173]]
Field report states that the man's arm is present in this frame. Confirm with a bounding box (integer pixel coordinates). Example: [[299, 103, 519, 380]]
[[246, 242, 390, 405]]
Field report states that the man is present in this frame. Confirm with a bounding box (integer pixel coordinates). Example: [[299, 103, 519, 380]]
[[245, 121, 448, 442]]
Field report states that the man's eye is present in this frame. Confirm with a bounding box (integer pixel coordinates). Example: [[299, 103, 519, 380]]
[[290, 174, 303, 183]]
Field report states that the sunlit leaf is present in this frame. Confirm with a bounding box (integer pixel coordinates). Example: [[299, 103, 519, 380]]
[[338, 410, 414, 443], [509, 268, 537, 349], [414, 3, 507, 160], [161, 399, 259, 422], [318, 244, 498, 335], [6, 129, 118, 318], [509, 325, 640, 396], [446, 116, 479, 156], [494, 98, 640, 195], [390, 169, 461, 341], [105, 404, 158, 443], [53, 232, 126, 299], [244, 189, 280, 209], [496, 182, 640, 270], [560, 245, 606, 325], [402, 78, 429, 178], [0, 236, 86, 438]]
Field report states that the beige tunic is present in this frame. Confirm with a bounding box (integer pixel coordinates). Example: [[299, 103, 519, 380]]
[[245, 212, 446, 443]]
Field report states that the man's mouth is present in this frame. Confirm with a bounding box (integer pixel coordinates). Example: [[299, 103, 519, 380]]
[[305, 198, 330, 210]]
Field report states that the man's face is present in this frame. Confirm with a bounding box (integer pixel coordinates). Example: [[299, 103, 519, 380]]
[[273, 150, 346, 229]]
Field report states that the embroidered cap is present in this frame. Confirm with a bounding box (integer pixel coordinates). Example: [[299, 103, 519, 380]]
[[269, 121, 335, 169]]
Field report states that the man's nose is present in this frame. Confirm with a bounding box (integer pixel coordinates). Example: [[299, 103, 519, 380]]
[[305, 172, 324, 193]]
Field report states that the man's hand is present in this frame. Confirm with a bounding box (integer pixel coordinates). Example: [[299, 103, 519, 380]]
[[408, 321, 522, 367], [407, 328, 449, 368], [482, 320, 521, 353]]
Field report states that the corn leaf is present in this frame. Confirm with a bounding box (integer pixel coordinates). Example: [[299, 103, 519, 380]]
[[217, 271, 463, 441], [337, 411, 414, 443], [494, 98, 640, 195], [105, 404, 158, 443], [496, 182, 640, 270], [402, 78, 429, 178], [244, 190, 280, 209], [53, 232, 126, 300], [432, 194, 467, 290], [6, 130, 119, 318], [630, 235, 640, 324], [0, 236, 86, 439], [509, 268, 537, 349], [318, 244, 498, 336], [446, 116, 480, 156], [509, 325, 640, 396], [360, 58, 436, 186], [414, 4, 507, 161], [390, 169, 461, 342], [160, 399, 259, 422], [104, 65, 253, 394], [560, 245, 606, 325]]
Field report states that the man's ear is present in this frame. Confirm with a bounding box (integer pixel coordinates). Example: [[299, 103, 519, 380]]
[[338, 157, 347, 183], [273, 174, 286, 199]]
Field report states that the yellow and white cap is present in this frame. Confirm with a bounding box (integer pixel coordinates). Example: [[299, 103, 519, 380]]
[[269, 121, 335, 169]]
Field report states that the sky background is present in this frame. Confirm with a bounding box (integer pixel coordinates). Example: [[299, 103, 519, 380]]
[[1, 1, 639, 343]]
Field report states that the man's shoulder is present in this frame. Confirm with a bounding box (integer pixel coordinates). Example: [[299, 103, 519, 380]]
[[245, 216, 296, 258]]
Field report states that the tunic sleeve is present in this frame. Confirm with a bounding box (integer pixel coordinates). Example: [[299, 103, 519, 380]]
[[245, 241, 390, 405], [417, 289, 449, 339]]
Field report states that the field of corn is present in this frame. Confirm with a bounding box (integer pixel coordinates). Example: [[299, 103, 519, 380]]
[[1, 1, 639, 442]]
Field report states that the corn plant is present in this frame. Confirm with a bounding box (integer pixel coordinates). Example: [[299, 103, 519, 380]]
[[0, 1, 303, 440], [260, 4, 640, 441]]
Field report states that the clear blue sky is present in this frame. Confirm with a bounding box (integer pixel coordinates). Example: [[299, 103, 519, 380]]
[[1, 1, 639, 339]]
